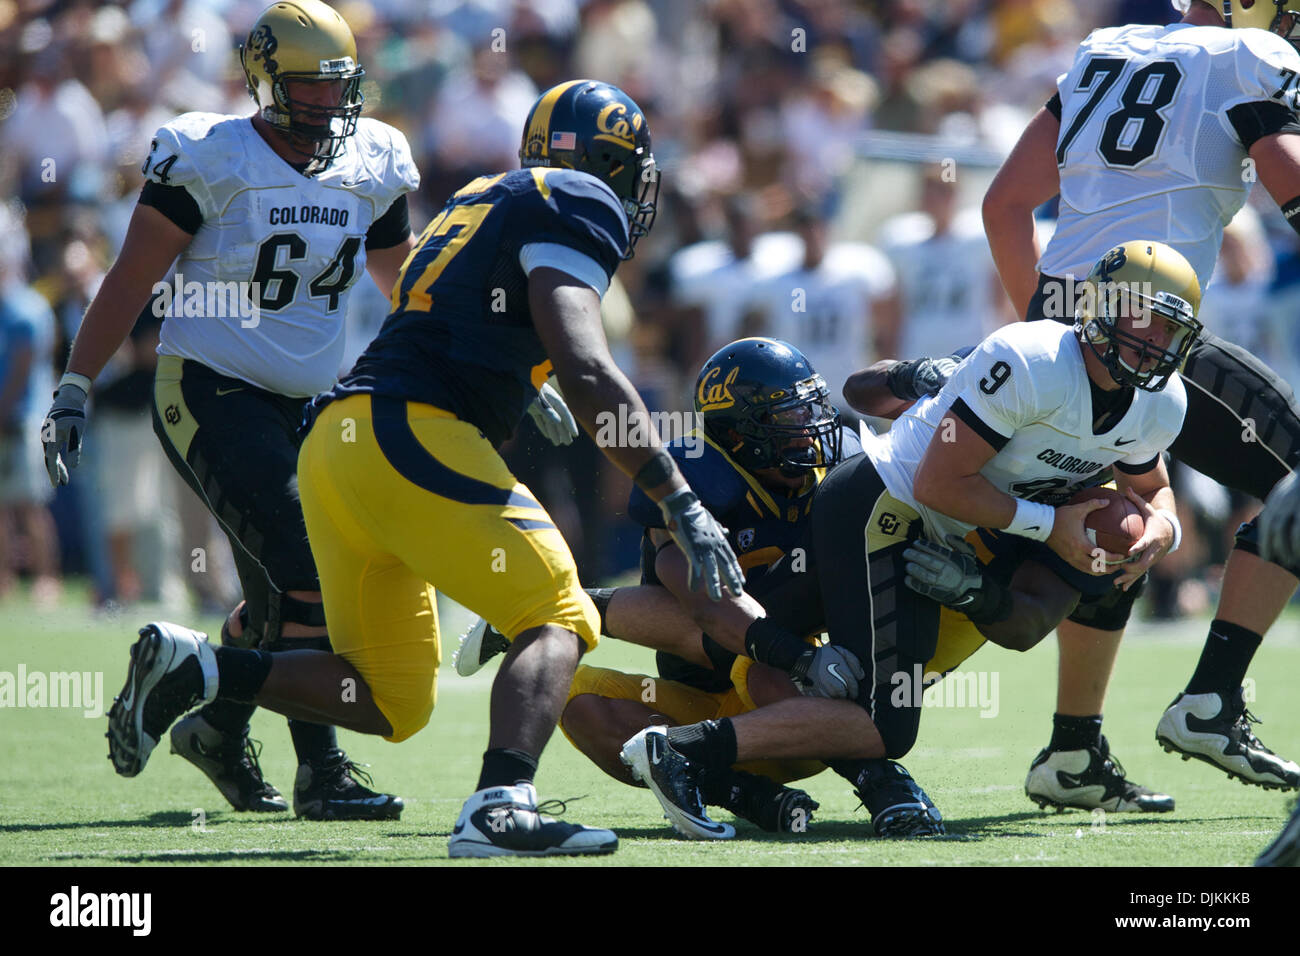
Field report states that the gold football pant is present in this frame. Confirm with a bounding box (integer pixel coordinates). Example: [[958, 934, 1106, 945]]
[[297, 394, 599, 741]]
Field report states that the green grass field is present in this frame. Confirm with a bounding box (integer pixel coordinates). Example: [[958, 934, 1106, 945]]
[[2, 589, 1296, 866]]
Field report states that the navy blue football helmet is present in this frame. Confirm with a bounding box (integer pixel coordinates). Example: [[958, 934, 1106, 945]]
[[695, 338, 843, 477], [519, 79, 659, 258]]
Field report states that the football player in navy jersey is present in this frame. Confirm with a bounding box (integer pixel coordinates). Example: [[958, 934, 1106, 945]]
[[104, 78, 744, 858], [459, 337, 953, 839]]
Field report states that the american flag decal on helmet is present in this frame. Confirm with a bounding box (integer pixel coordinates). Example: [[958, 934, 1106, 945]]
[[551, 131, 577, 150]]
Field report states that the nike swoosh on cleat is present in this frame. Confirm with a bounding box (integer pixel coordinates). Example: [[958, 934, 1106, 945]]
[[1115, 438, 1137, 446]]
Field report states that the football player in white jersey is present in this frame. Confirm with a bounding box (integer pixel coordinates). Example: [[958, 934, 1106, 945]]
[[981, 0, 1300, 807], [42, 0, 417, 820], [615, 243, 1200, 833]]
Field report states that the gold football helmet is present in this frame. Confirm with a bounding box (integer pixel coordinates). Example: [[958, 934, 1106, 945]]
[[241, 0, 364, 175], [1173, 1, 1299, 48], [1075, 240, 1204, 392]]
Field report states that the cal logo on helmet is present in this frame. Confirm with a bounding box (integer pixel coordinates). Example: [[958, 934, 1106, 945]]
[[698, 366, 740, 412], [595, 103, 641, 150]]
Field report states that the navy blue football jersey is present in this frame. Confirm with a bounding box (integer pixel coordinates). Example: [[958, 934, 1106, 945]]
[[629, 425, 863, 584], [318, 167, 628, 444], [630, 425, 861, 691]]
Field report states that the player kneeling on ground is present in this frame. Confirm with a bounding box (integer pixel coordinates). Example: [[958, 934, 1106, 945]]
[[619, 241, 1200, 830], [105, 80, 744, 858], [462, 339, 948, 838]]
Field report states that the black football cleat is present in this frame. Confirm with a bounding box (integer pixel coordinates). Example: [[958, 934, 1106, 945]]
[[1255, 800, 1300, 867], [293, 749, 404, 821], [170, 713, 287, 812], [108, 622, 218, 777], [449, 784, 617, 857], [620, 726, 734, 839], [854, 759, 946, 837]]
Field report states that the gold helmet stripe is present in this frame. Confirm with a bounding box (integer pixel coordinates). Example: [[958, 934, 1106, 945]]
[[524, 79, 584, 163]]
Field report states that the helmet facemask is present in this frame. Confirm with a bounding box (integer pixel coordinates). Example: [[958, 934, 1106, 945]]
[[1078, 283, 1202, 392], [734, 374, 843, 477], [621, 154, 660, 259]]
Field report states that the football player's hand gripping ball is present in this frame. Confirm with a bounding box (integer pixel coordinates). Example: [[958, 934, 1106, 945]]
[[527, 379, 579, 446], [42, 382, 89, 487], [658, 487, 745, 601]]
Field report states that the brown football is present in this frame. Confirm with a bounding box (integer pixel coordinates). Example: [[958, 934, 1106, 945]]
[[1068, 486, 1145, 557]]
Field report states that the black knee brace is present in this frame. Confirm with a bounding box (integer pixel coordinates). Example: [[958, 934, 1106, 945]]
[[1067, 574, 1146, 631], [1234, 516, 1300, 577]]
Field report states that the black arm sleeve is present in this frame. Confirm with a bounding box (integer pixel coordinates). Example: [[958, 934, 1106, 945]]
[[139, 180, 202, 234], [1227, 100, 1300, 150], [365, 193, 411, 250], [950, 396, 1011, 452], [1045, 91, 1062, 121], [1114, 455, 1159, 475]]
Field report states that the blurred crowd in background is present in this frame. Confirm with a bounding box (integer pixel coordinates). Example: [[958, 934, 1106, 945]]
[[1, 0, 1297, 620]]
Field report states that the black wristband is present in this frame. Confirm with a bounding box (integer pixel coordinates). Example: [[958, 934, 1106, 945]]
[[1283, 195, 1300, 238], [960, 573, 1014, 626], [744, 617, 806, 672], [634, 448, 675, 491]]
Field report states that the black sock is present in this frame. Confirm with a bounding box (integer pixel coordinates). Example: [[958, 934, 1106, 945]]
[[198, 699, 257, 736], [666, 719, 737, 771], [477, 748, 538, 790], [1185, 619, 1262, 696], [1049, 713, 1103, 751], [213, 646, 272, 702], [830, 757, 888, 791], [288, 720, 338, 767]]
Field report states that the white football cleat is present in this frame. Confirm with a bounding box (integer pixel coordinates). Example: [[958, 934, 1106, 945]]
[[1156, 690, 1300, 790], [107, 622, 218, 777], [620, 726, 734, 839], [448, 783, 617, 858], [452, 617, 510, 677], [1025, 737, 1174, 813]]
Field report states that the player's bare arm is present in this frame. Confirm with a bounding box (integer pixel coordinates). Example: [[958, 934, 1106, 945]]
[[647, 527, 768, 659], [1252, 131, 1300, 227], [365, 232, 417, 295], [530, 266, 743, 601], [912, 411, 1116, 572], [65, 205, 192, 381], [42, 204, 194, 485], [982, 107, 1060, 318]]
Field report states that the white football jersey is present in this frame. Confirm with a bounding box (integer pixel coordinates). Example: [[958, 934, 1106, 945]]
[[758, 242, 896, 398], [880, 207, 999, 360], [1040, 23, 1300, 291], [865, 322, 1186, 548], [147, 113, 420, 397]]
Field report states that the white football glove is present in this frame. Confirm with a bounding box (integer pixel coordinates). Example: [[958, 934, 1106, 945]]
[[527, 379, 578, 446]]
